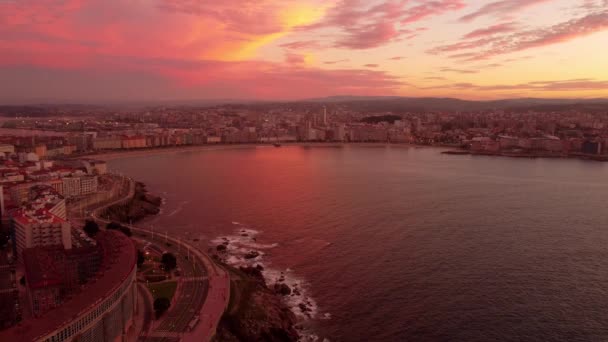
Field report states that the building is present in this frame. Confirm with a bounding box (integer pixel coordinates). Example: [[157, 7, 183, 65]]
[[0, 253, 19, 329], [0, 144, 15, 155], [0, 230, 137, 342], [11, 207, 72, 261], [34, 144, 47, 159], [28, 185, 67, 220], [82, 160, 107, 175], [582, 140, 602, 154], [80, 176, 98, 195], [92, 136, 121, 150], [62, 177, 81, 198], [23, 241, 103, 317], [121, 136, 146, 149]]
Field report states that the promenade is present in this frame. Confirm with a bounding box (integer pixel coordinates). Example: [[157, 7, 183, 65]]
[[88, 175, 230, 342]]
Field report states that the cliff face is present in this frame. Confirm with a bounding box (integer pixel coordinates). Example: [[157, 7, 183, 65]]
[[105, 182, 161, 222], [214, 266, 299, 342]]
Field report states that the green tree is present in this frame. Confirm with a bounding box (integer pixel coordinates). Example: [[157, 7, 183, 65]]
[[106, 222, 122, 230], [106, 222, 132, 237], [137, 250, 145, 267], [153, 297, 171, 319], [161, 253, 177, 271], [83, 220, 99, 237]]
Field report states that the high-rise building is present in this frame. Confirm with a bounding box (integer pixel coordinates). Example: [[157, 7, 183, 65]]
[[11, 208, 71, 261]]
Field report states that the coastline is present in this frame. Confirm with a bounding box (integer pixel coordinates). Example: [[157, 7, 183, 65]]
[[77, 142, 416, 161], [101, 172, 306, 341], [442, 149, 608, 162]]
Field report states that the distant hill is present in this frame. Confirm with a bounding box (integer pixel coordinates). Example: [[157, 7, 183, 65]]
[[301, 96, 608, 113], [2, 97, 608, 114]]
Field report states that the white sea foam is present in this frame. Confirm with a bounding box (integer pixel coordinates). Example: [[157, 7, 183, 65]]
[[211, 225, 328, 330], [167, 207, 182, 217]]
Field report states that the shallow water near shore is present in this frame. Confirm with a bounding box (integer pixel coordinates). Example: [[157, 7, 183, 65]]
[[109, 145, 608, 341]]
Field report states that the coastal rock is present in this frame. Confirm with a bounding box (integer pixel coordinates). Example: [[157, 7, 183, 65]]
[[104, 181, 162, 223], [244, 251, 260, 259], [214, 265, 299, 342], [239, 266, 265, 282], [274, 283, 292, 296]]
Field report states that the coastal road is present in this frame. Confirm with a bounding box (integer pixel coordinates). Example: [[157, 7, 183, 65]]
[[89, 175, 230, 341]]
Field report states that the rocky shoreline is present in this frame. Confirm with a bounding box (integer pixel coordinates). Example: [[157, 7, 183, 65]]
[[442, 149, 608, 161], [105, 182, 162, 222], [211, 227, 322, 342], [213, 265, 301, 342], [107, 179, 302, 341]]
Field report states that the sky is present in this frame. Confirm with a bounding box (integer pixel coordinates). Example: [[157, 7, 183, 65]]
[[0, 0, 607, 103]]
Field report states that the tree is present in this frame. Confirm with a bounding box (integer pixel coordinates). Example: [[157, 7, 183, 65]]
[[119, 226, 132, 237], [106, 222, 132, 237], [83, 220, 99, 237], [106, 222, 122, 230], [137, 250, 145, 267], [153, 297, 171, 319], [161, 253, 177, 271]]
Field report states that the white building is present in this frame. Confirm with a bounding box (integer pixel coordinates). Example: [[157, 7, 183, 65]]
[[80, 176, 98, 195], [12, 209, 72, 261]]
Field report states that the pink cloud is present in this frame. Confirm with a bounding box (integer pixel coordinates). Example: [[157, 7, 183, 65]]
[[462, 22, 518, 39], [459, 0, 551, 22], [425, 79, 608, 92], [156, 0, 289, 35], [280, 40, 325, 50], [334, 21, 401, 49], [440, 67, 478, 74], [0, 0, 407, 102], [285, 52, 306, 65], [323, 59, 349, 64], [364, 64, 379, 68], [431, 10, 608, 61], [299, 0, 466, 50], [401, 0, 465, 24], [389, 56, 405, 60]]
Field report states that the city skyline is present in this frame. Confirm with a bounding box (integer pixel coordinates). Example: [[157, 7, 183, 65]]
[[1, 0, 608, 103]]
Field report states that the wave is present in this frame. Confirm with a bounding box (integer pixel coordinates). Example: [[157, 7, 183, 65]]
[[211, 225, 329, 341]]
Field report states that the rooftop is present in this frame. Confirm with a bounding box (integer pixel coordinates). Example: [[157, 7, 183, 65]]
[[0, 230, 136, 341]]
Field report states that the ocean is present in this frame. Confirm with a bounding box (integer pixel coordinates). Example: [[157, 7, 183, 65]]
[[108, 145, 608, 341]]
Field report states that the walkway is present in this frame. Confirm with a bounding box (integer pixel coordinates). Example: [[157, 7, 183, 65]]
[[89, 175, 230, 341]]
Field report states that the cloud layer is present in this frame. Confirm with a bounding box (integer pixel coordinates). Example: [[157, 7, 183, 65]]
[[0, 0, 607, 102]]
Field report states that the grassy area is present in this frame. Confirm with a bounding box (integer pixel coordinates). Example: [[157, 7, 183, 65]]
[[147, 281, 178, 301], [137, 264, 153, 273]]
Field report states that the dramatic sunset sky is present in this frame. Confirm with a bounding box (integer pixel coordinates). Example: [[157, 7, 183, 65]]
[[1, 0, 607, 103]]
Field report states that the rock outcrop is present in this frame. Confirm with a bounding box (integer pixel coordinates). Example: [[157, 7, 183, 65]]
[[213, 266, 299, 342], [105, 182, 162, 222]]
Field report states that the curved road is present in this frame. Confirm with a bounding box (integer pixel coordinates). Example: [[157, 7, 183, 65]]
[[89, 175, 230, 342]]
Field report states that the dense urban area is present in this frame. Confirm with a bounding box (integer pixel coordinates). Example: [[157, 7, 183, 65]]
[[1, 98, 608, 341], [2, 99, 608, 159]]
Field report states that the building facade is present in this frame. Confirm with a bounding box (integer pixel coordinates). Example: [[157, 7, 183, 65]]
[[0, 231, 137, 342]]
